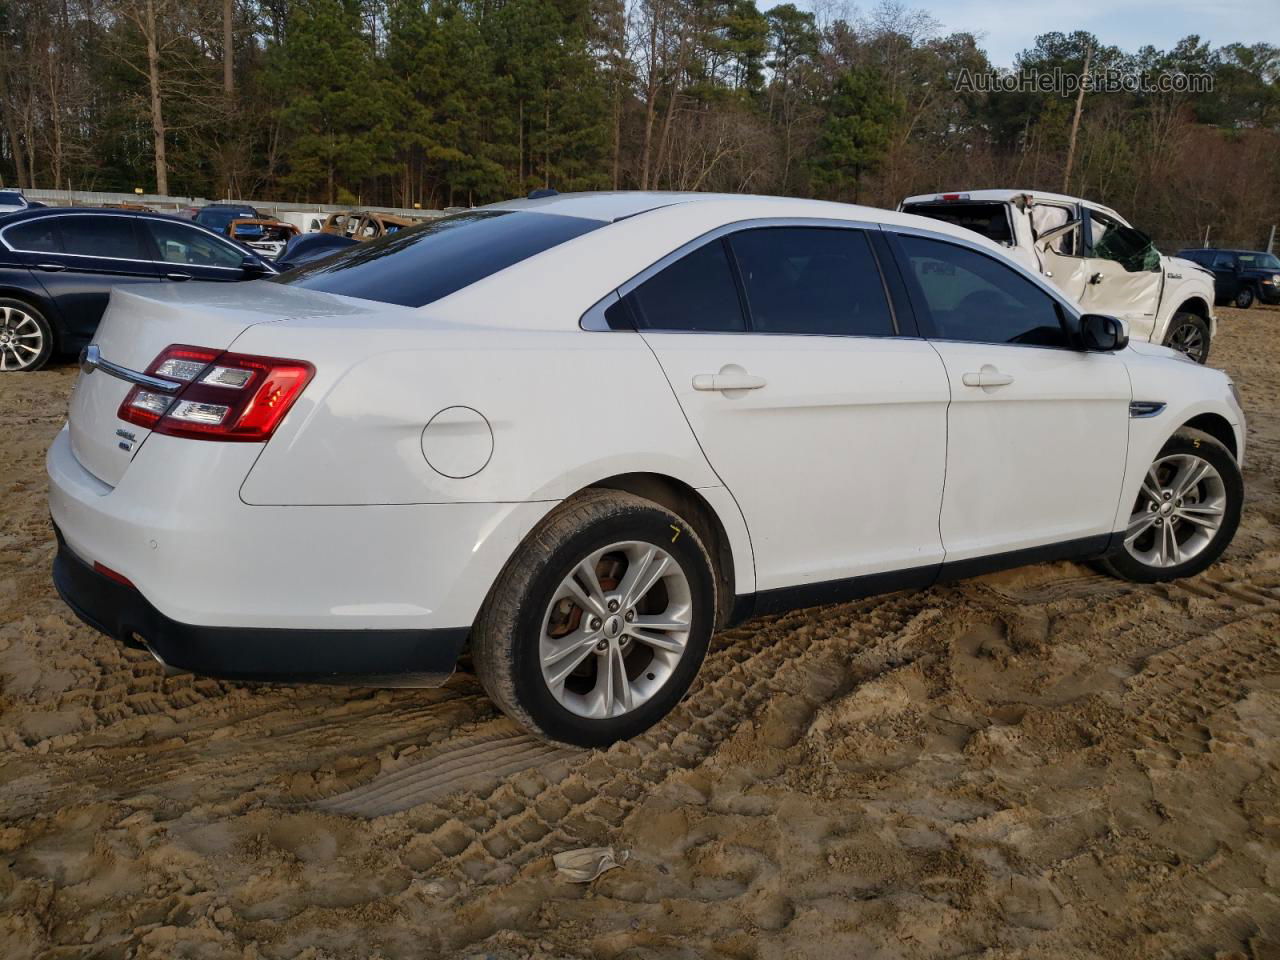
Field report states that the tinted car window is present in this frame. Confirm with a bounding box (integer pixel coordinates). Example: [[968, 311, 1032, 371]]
[[195, 207, 257, 234], [728, 227, 893, 336], [0, 190, 27, 206], [626, 239, 745, 333], [898, 234, 1067, 348], [6, 218, 64, 253], [1211, 252, 1236, 269], [146, 219, 245, 268], [277, 210, 605, 308], [59, 215, 145, 260]]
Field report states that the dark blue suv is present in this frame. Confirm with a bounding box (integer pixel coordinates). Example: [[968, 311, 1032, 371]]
[[1177, 247, 1280, 309]]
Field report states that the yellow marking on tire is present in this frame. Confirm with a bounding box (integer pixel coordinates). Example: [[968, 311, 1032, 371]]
[[670, 524, 681, 543]]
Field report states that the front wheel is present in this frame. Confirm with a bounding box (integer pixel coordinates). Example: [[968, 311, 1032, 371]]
[[1098, 429, 1242, 583], [1234, 287, 1254, 309], [1163, 312, 1211, 364], [471, 490, 717, 747]]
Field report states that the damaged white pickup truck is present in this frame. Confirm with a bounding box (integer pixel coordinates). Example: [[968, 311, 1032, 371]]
[[899, 189, 1217, 363]]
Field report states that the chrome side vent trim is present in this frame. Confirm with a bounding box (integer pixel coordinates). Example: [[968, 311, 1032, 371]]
[[1130, 401, 1166, 418]]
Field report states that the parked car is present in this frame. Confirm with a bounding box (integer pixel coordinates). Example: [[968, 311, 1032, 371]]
[[49, 192, 1245, 746], [321, 210, 418, 241], [228, 218, 299, 261], [194, 202, 260, 236], [900, 190, 1218, 363], [274, 231, 358, 271], [0, 206, 275, 371], [1175, 248, 1280, 309], [0, 189, 30, 214]]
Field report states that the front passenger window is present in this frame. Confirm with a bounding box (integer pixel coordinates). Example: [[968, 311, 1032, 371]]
[[146, 220, 245, 269], [898, 234, 1068, 348]]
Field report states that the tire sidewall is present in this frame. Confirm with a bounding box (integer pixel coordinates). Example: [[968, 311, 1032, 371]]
[[506, 504, 716, 747], [0, 297, 54, 372], [1108, 432, 1242, 582]]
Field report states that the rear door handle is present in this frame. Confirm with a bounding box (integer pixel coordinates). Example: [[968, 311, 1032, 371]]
[[35, 262, 67, 272], [962, 368, 1015, 388], [165, 272, 192, 281], [692, 370, 767, 392]]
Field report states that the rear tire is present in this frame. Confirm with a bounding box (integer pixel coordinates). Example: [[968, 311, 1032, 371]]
[[471, 489, 717, 747], [0, 298, 54, 372], [1234, 287, 1254, 309], [1096, 429, 1242, 583], [1163, 312, 1211, 364]]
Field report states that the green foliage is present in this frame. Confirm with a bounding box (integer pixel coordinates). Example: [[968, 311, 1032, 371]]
[[269, 0, 395, 201], [809, 66, 899, 202]]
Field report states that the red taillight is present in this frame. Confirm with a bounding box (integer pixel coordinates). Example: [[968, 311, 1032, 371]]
[[939, 193, 969, 202], [118, 344, 314, 442]]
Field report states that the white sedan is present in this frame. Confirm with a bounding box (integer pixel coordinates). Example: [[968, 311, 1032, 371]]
[[48, 192, 1246, 746]]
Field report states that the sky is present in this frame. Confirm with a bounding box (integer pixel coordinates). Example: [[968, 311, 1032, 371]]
[[907, 0, 1275, 68]]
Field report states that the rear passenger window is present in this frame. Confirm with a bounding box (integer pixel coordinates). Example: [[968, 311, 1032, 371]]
[[898, 234, 1068, 348], [58, 215, 145, 260], [627, 239, 745, 333], [6, 219, 63, 253], [728, 227, 893, 336]]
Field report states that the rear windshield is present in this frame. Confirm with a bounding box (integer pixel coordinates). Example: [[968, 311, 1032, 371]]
[[274, 210, 606, 308], [901, 202, 1013, 245], [0, 191, 26, 206], [196, 208, 255, 231]]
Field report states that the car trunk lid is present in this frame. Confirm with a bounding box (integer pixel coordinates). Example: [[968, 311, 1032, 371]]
[[67, 281, 363, 488]]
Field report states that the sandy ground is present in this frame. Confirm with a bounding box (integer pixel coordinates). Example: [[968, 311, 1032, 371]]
[[2, 308, 1279, 960]]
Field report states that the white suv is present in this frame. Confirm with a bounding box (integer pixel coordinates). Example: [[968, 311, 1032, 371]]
[[900, 190, 1218, 363], [48, 192, 1245, 746]]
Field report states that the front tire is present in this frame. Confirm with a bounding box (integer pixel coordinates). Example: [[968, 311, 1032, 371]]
[[1098, 429, 1242, 583], [0, 298, 54, 372], [471, 490, 717, 747], [1234, 287, 1254, 309], [1163, 311, 1211, 364]]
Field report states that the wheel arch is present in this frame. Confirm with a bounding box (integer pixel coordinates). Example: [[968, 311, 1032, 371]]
[[1178, 412, 1238, 460], [582, 472, 747, 629], [1175, 295, 1211, 321]]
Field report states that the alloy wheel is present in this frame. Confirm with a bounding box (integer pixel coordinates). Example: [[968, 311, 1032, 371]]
[[539, 540, 692, 720], [1123, 453, 1227, 568], [1167, 322, 1206, 363], [0, 306, 44, 371]]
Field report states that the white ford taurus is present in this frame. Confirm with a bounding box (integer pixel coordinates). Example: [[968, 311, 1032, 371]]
[[48, 191, 1246, 746]]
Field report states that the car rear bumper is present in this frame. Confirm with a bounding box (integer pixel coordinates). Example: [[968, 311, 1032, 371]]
[[52, 530, 467, 685], [47, 424, 559, 681]]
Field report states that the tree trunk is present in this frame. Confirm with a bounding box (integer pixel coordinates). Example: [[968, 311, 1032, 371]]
[[1062, 46, 1091, 193], [223, 0, 234, 94], [638, 8, 660, 190], [0, 55, 29, 188], [145, 0, 169, 195], [544, 92, 550, 189]]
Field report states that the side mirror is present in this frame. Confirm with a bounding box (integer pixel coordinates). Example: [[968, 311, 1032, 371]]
[[1080, 313, 1129, 352], [241, 256, 272, 276]]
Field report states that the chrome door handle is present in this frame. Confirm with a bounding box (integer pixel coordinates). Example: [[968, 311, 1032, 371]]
[[962, 368, 1014, 388], [35, 262, 67, 272], [692, 371, 767, 392], [165, 272, 192, 281]]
